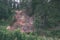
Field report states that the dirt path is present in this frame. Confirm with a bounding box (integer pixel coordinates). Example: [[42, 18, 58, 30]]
[[48, 26, 60, 30]]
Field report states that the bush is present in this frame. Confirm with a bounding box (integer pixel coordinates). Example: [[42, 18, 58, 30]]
[[0, 29, 36, 40], [0, 29, 60, 40]]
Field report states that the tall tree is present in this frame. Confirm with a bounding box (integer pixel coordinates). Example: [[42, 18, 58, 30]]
[[0, 0, 12, 20]]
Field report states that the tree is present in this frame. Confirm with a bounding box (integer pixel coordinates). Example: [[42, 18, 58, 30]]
[[48, 0, 60, 28], [0, 0, 12, 20], [34, 0, 60, 29]]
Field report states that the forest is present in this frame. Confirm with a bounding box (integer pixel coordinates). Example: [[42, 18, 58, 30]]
[[0, 0, 60, 40]]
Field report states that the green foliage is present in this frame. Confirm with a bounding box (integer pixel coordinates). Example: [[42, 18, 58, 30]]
[[0, 29, 60, 40], [33, 0, 60, 29], [0, 0, 12, 20], [47, 0, 60, 28], [49, 30, 60, 38]]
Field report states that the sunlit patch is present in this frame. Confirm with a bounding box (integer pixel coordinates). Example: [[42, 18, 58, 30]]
[[6, 26, 10, 30], [15, 0, 20, 3]]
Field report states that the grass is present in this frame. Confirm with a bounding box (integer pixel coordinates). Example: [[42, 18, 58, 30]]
[[0, 25, 60, 40]]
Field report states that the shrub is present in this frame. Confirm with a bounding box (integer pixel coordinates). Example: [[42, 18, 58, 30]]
[[0, 29, 60, 40]]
